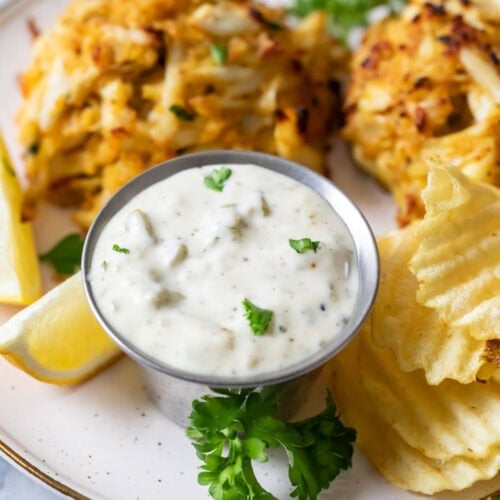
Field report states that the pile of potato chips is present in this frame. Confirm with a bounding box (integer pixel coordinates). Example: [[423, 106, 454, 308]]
[[330, 164, 500, 494]]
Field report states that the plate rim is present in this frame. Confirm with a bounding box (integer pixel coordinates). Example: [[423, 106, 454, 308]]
[[0, 0, 499, 498], [0, 434, 88, 499]]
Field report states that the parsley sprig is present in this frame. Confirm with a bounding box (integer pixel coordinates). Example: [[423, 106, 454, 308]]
[[243, 299, 273, 335], [289, 0, 407, 42], [40, 233, 85, 275], [204, 167, 232, 192], [187, 388, 356, 500]]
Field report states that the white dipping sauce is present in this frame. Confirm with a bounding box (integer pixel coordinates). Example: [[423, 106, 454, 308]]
[[89, 164, 358, 377]]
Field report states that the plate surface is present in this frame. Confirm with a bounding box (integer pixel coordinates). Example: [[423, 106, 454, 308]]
[[0, 0, 499, 498]]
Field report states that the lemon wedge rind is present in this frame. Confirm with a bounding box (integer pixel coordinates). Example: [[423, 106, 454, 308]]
[[0, 272, 121, 384], [0, 135, 42, 305]]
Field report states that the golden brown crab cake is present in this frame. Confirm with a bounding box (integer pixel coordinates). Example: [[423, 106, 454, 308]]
[[18, 0, 347, 229], [343, 0, 500, 226]]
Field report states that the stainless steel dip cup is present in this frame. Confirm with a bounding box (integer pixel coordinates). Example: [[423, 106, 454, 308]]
[[81, 151, 379, 426]]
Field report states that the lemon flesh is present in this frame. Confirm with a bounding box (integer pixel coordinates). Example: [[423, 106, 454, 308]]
[[0, 135, 42, 305], [0, 272, 121, 384]]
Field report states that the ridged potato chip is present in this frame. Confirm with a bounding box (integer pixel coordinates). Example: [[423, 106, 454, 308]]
[[409, 166, 500, 339], [330, 327, 500, 495], [372, 225, 498, 384], [360, 325, 500, 461], [330, 164, 500, 493]]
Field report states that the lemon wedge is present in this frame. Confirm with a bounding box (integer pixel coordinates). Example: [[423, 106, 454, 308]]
[[0, 272, 121, 384], [0, 135, 42, 305]]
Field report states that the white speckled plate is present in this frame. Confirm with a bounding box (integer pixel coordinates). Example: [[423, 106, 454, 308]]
[[0, 0, 499, 498]]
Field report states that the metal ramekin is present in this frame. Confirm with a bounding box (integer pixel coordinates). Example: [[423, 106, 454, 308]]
[[81, 151, 379, 426]]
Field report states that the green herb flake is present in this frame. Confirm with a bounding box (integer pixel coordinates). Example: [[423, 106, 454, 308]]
[[40, 233, 85, 275], [102, 260, 108, 270], [26, 142, 40, 156], [112, 244, 130, 254], [203, 167, 232, 192], [242, 298, 273, 335], [289, 238, 320, 254], [187, 388, 356, 500], [210, 44, 228, 65], [169, 104, 196, 122]]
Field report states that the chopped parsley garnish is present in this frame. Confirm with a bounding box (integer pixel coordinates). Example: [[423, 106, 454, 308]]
[[187, 388, 356, 500], [289, 238, 320, 254], [169, 104, 196, 122], [102, 261, 108, 270], [203, 167, 232, 192], [289, 0, 407, 43], [210, 44, 228, 65], [112, 244, 130, 254], [26, 142, 40, 156], [242, 298, 273, 335], [40, 233, 85, 275]]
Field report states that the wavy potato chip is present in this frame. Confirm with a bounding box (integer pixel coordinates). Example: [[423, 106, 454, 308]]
[[372, 225, 498, 384], [360, 326, 500, 461], [330, 327, 500, 495], [409, 166, 500, 338]]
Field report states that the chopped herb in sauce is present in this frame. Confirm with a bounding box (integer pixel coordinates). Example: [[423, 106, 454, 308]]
[[169, 104, 196, 122], [210, 44, 228, 65], [243, 298, 273, 335], [102, 261, 108, 270], [40, 233, 85, 275], [289, 238, 320, 254], [203, 167, 232, 192], [112, 244, 130, 254]]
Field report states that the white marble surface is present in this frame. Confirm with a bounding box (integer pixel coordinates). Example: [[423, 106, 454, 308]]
[[0, 458, 58, 499]]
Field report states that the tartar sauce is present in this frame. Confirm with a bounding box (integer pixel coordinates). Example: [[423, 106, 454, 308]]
[[89, 163, 358, 376]]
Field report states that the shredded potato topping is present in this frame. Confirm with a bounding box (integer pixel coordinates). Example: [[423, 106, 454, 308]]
[[343, 0, 500, 226], [17, 0, 347, 228]]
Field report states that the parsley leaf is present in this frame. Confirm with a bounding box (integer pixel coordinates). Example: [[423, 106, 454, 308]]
[[289, 238, 320, 254], [204, 167, 232, 192], [40, 233, 84, 275], [289, 0, 407, 43], [112, 244, 130, 254], [210, 44, 228, 65], [243, 299, 273, 335], [187, 388, 356, 500], [169, 104, 196, 121]]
